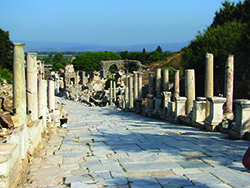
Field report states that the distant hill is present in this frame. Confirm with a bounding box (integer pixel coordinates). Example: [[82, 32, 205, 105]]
[[12, 41, 189, 52]]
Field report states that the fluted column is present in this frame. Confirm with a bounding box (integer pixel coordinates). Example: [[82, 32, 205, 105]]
[[155, 68, 161, 96], [133, 71, 138, 104], [13, 43, 26, 126]]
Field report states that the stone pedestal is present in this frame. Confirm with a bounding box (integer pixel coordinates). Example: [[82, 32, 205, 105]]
[[48, 80, 55, 112], [163, 92, 171, 116], [185, 69, 195, 115], [174, 70, 179, 101], [148, 73, 154, 95], [167, 102, 175, 118], [26, 52, 38, 121], [146, 94, 154, 117], [229, 100, 250, 139], [205, 96, 226, 131], [38, 80, 47, 128], [128, 76, 134, 109], [205, 53, 214, 118], [192, 97, 206, 123], [224, 55, 234, 119], [13, 43, 27, 126], [175, 97, 187, 123], [163, 69, 169, 91]]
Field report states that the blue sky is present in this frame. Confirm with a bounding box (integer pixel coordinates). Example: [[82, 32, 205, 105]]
[[0, 0, 240, 46]]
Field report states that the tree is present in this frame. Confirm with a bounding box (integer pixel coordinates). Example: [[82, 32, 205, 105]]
[[0, 28, 13, 71], [51, 63, 65, 71], [156, 45, 163, 54], [52, 53, 64, 64], [72, 51, 121, 73]]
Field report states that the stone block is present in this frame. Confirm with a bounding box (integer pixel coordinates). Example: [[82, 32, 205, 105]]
[[229, 99, 250, 139], [205, 97, 226, 131], [192, 100, 206, 122]]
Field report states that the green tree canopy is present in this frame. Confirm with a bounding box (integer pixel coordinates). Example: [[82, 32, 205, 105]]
[[72, 51, 121, 73], [52, 53, 64, 64], [0, 28, 13, 71], [51, 63, 65, 71]]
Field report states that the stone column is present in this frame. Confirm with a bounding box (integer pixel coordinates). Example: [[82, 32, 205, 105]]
[[163, 91, 171, 116], [48, 80, 55, 112], [110, 80, 113, 105], [175, 97, 187, 123], [124, 86, 129, 112], [38, 80, 47, 128], [138, 72, 143, 100], [135, 72, 143, 114], [163, 69, 169, 91], [13, 43, 27, 126], [76, 71, 79, 85], [185, 69, 195, 115], [26, 52, 38, 121], [173, 70, 179, 101], [205, 53, 214, 118], [113, 81, 116, 103], [133, 71, 138, 104], [229, 100, 250, 139], [148, 73, 154, 95], [205, 96, 226, 131], [155, 68, 161, 96], [224, 55, 234, 119], [128, 76, 134, 109]]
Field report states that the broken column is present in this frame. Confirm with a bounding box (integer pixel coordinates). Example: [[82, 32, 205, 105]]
[[13, 43, 27, 126], [224, 55, 234, 119], [173, 70, 179, 101], [26, 52, 38, 121], [154, 68, 163, 116], [205, 53, 214, 118], [163, 69, 169, 91], [185, 69, 195, 115], [38, 80, 47, 128], [128, 76, 134, 109], [48, 80, 55, 112], [205, 96, 226, 131], [148, 73, 154, 95]]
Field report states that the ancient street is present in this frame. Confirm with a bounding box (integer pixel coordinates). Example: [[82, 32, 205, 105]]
[[24, 97, 250, 188]]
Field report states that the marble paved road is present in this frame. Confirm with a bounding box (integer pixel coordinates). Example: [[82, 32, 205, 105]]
[[24, 97, 250, 188]]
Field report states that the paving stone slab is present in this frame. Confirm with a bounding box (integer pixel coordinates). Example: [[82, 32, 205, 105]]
[[185, 172, 223, 186], [122, 162, 181, 172], [64, 176, 93, 184], [157, 175, 193, 186], [177, 160, 210, 169], [210, 169, 250, 183]]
